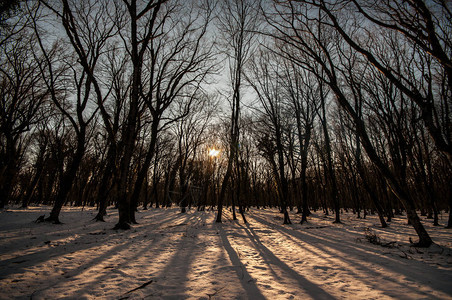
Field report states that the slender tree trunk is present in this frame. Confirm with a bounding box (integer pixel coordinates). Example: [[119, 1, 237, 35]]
[[231, 179, 237, 220], [0, 166, 15, 208], [114, 0, 150, 230], [152, 173, 159, 209], [115, 103, 138, 229], [21, 164, 45, 208], [45, 134, 86, 224], [0, 141, 18, 208], [351, 111, 432, 246], [94, 145, 117, 221], [180, 172, 189, 214], [300, 126, 312, 224], [320, 86, 340, 224], [216, 150, 234, 223], [216, 69, 240, 223], [275, 126, 291, 225], [447, 181, 452, 228], [129, 122, 159, 222]]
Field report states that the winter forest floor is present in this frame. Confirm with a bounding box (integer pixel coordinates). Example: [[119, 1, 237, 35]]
[[0, 206, 451, 300]]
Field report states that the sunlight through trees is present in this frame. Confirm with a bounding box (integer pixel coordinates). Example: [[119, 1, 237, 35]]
[[0, 0, 451, 248]]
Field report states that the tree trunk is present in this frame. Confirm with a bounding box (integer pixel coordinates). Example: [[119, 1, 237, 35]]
[[0, 141, 18, 208], [94, 145, 117, 221], [21, 165, 45, 209], [276, 127, 291, 225], [300, 127, 311, 224], [216, 151, 234, 223], [447, 181, 452, 229], [320, 85, 340, 224], [45, 134, 86, 224], [129, 121, 159, 222]]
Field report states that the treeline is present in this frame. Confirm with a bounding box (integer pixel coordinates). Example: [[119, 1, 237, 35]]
[[0, 0, 451, 247]]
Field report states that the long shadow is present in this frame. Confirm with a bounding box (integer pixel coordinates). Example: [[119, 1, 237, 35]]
[[218, 224, 266, 299], [249, 214, 423, 297], [0, 207, 192, 270], [27, 227, 169, 298], [69, 222, 195, 298], [1, 209, 195, 297], [254, 220, 409, 296], [0, 230, 120, 279], [253, 213, 408, 264], [251, 214, 452, 297], [39, 209, 202, 293], [221, 212, 283, 283], [136, 207, 188, 225], [252, 214, 401, 264], [1, 208, 124, 265], [19, 239, 144, 298], [141, 211, 212, 297], [236, 222, 336, 300]]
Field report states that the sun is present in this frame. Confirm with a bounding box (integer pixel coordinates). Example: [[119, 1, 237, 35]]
[[208, 148, 220, 157]]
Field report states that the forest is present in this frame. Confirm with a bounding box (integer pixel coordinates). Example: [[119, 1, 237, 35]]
[[1, 0, 451, 252]]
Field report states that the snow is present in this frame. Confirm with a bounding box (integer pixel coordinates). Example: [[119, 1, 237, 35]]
[[1, 206, 451, 299]]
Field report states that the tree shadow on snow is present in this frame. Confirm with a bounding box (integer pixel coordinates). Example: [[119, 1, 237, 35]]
[[218, 224, 267, 299], [250, 214, 452, 298]]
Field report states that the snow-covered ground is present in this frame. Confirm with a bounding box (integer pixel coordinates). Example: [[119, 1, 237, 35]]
[[0, 206, 451, 299]]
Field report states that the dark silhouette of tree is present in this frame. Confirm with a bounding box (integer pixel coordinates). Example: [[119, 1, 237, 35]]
[[247, 49, 292, 224], [265, 1, 433, 246], [281, 62, 320, 224], [215, 0, 259, 223], [125, 0, 216, 224], [0, 23, 48, 208]]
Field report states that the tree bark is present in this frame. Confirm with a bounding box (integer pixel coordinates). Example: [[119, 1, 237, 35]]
[[45, 133, 86, 224], [94, 145, 117, 221]]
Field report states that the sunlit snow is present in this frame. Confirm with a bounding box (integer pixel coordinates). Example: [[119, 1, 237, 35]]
[[0, 206, 451, 299]]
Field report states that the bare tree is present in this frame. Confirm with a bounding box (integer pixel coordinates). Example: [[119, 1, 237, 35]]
[[125, 0, 216, 224], [247, 50, 292, 224], [0, 19, 48, 208], [20, 124, 51, 208], [30, 1, 110, 223], [315, 0, 452, 228], [317, 78, 341, 223], [93, 44, 130, 221], [170, 94, 217, 213], [281, 61, 320, 223], [215, 0, 260, 223], [265, 1, 433, 246], [0, 0, 29, 45], [334, 42, 389, 227]]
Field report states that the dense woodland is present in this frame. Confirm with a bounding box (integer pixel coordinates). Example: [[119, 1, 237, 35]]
[[0, 0, 451, 247]]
